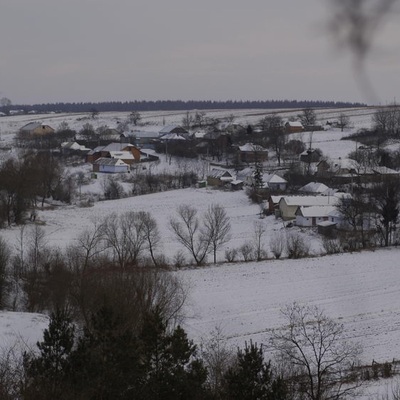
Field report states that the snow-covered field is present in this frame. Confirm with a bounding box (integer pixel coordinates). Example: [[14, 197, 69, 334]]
[[0, 108, 399, 398]]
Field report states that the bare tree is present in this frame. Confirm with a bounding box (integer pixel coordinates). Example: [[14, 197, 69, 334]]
[[170, 204, 211, 265], [270, 302, 362, 400], [200, 326, 235, 397], [0, 236, 10, 309], [253, 221, 266, 261], [128, 111, 142, 126], [181, 111, 194, 131], [102, 212, 147, 268], [138, 211, 162, 266], [203, 204, 231, 264], [337, 113, 351, 131], [298, 108, 317, 128]]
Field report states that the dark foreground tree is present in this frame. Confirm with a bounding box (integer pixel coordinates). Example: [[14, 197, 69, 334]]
[[23, 308, 75, 400], [222, 341, 288, 400], [24, 306, 208, 400]]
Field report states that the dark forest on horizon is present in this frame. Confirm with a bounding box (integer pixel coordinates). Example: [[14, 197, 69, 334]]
[[1, 99, 366, 114]]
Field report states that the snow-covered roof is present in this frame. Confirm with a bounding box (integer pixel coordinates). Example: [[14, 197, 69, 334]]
[[193, 130, 208, 139], [125, 130, 160, 139], [299, 182, 329, 193], [296, 205, 337, 218], [317, 220, 337, 227], [270, 195, 284, 204], [372, 166, 399, 175], [280, 195, 339, 207], [264, 173, 287, 184], [61, 141, 90, 151], [286, 121, 303, 127], [101, 142, 134, 152], [109, 151, 135, 160], [159, 125, 187, 134], [159, 133, 186, 141], [93, 158, 129, 166], [208, 168, 233, 179], [238, 143, 267, 152]]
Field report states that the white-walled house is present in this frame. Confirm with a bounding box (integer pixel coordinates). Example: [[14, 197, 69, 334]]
[[93, 158, 130, 173], [295, 206, 337, 227], [278, 195, 340, 220]]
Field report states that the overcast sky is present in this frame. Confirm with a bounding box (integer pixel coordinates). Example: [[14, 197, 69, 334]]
[[0, 0, 399, 105]]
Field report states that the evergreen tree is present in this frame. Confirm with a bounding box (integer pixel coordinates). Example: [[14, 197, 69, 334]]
[[254, 160, 264, 191], [68, 306, 141, 400], [222, 341, 287, 400], [138, 309, 208, 400], [23, 308, 75, 400]]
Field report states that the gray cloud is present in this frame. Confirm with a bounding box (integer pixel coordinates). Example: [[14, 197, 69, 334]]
[[0, 0, 398, 104]]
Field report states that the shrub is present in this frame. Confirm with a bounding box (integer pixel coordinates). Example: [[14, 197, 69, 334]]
[[225, 248, 238, 263], [286, 232, 310, 259], [322, 237, 342, 254], [240, 243, 255, 262], [269, 232, 285, 259]]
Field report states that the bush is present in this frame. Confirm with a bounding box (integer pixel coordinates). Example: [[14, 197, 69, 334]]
[[286, 232, 310, 259], [103, 177, 124, 200], [225, 248, 238, 263], [269, 232, 285, 259], [240, 243, 255, 262], [173, 250, 187, 269], [322, 237, 342, 255]]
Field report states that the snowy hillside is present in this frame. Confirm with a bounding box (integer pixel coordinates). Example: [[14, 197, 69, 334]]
[[0, 107, 399, 399]]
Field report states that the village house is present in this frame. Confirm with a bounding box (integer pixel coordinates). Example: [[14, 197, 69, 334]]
[[207, 168, 234, 187], [265, 195, 284, 215], [93, 158, 130, 173], [295, 205, 337, 227], [236, 168, 287, 191], [278, 195, 340, 220], [285, 121, 304, 133], [86, 142, 141, 164], [61, 141, 91, 156], [299, 182, 330, 194], [159, 125, 189, 136], [120, 130, 160, 149], [237, 143, 268, 164], [300, 148, 323, 164], [19, 122, 55, 136]]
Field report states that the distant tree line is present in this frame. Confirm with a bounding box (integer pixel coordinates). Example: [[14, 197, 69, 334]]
[[1, 99, 366, 115]]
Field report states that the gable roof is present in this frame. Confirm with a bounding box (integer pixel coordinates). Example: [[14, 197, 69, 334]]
[[93, 158, 129, 166], [21, 122, 42, 131], [109, 151, 135, 160], [299, 182, 329, 193], [264, 173, 287, 184], [159, 125, 188, 134], [280, 195, 339, 207], [208, 168, 234, 179], [238, 143, 267, 152], [296, 205, 337, 218], [285, 121, 303, 127], [159, 133, 186, 141]]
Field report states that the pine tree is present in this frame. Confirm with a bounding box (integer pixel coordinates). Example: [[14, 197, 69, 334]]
[[68, 305, 141, 400], [138, 309, 208, 400], [23, 308, 75, 400], [223, 341, 287, 400]]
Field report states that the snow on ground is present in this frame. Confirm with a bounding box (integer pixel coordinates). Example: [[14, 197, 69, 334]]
[[177, 247, 400, 365], [0, 108, 399, 398], [0, 311, 48, 351]]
